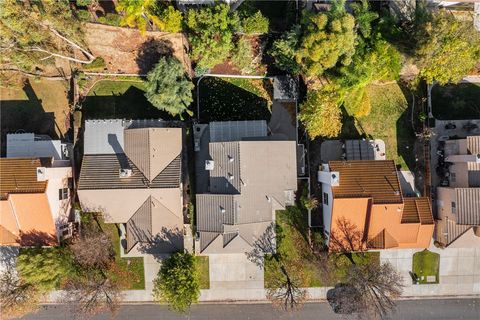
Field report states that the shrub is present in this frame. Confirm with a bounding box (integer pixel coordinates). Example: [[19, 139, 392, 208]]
[[97, 13, 121, 26], [76, 0, 92, 6], [83, 57, 106, 70], [241, 10, 269, 34], [77, 9, 91, 22], [231, 37, 254, 73], [158, 6, 183, 33]]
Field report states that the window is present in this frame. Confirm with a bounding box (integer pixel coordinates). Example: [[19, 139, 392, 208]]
[[451, 201, 456, 214], [450, 172, 456, 183], [59, 188, 69, 200], [323, 192, 329, 205]]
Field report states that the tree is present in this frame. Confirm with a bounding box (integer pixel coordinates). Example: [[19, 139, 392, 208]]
[[241, 10, 269, 34], [156, 5, 183, 33], [116, 0, 157, 34], [145, 57, 194, 116], [414, 9, 480, 84], [186, 4, 239, 68], [299, 85, 343, 139], [70, 229, 115, 270], [269, 25, 302, 74], [0, 0, 93, 71], [295, 3, 356, 77], [344, 262, 404, 319], [16, 247, 77, 292], [153, 252, 200, 313], [61, 272, 123, 318], [351, 0, 379, 39], [0, 266, 41, 319]]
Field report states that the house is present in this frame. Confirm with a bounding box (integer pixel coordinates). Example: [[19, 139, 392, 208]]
[[7, 133, 71, 160], [436, 136, 480, 247], [0, 157, 73, 246], [195, 120, 297, 254], [77, 119, 184, 254], [319, 160, 434, 250]]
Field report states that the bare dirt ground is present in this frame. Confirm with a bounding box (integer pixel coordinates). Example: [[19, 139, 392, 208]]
[[84, 23, 191, 75]]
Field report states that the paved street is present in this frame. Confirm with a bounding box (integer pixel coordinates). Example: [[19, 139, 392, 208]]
[[21, 298, 480, 320]]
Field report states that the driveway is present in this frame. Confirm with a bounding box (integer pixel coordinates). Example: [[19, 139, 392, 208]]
[[201, 253, 265, 301], [381, 246, 480, 297]]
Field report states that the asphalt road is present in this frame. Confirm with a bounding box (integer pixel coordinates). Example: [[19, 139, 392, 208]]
[[21, 298, 480, 320]]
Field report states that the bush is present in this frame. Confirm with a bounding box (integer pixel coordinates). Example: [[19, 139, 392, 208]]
[[269, 25, 301, 74], [77, 10, 91, 22], [76, 0, 92, 6], [241, 10, 269, 34], [97, 13, 121, 26], [83, 57, 106, 70], [158, 6, 183, 33], [231, 37, 254, 73]]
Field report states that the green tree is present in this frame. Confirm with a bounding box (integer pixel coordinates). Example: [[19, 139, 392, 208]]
[[241, 10, 269, 34], [415, 9, 480, 84], [145, 57, 194, 116], [153, 252, 200, 313], [186, 4, 239, 68], [16, 247, 77, 292], [269, 25, 302, 74], [0, 0, 91, 71], [157, 5, 183, 33], [295, 4, 356, 77], [299, 85, 343, 139], [350, 0, 379, 39]]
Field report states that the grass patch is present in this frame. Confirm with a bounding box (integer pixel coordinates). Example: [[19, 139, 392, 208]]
[[412, 250, 440, 284], [342, 83, 415, 170], [83, 80, 172, 120], [264, 207, 380, 288], [100, 222, 145, 290], [197, 77, 272, 122], [431, 83, 480, 120], [195, 256, 210, 289]]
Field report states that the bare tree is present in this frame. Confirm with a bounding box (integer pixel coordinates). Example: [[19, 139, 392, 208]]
[[0, 266, 40, 319], [62, 272, 123, 319], [246, 223, 308, 311], [344, 262, 404, 319], [70, 229, 114, 270]]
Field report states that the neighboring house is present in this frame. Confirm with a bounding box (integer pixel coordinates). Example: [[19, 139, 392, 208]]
[[436, 136, 480, 247], [195, 120, 297, 254], [77, 119, 184, 254], [319, 160, 434, 250], [0, 157, 73, 246], [7, 133, 71, 160]]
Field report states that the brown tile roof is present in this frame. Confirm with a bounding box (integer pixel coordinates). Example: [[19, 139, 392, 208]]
[[368, 229, 399, 249], [329, 160, 402, 204], [0, 158, 49, 200], [402, 197, 434, 224]]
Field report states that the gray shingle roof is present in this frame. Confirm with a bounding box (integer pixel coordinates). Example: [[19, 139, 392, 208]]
[[126, 196, 152, 252], [455, 188, 480, 225], [209, 142, 241, 194]]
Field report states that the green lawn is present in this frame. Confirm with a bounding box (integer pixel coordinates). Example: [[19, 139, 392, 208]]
[[100, 222, 146, 290], [195, 256, 210, 289], [197, 77, 272, 122], [264, 207, 380, 288], [412, 250, 440, 284], [431, 83, 480, 120], [342, 83, 415, 170], [82, 80, 172, 120]]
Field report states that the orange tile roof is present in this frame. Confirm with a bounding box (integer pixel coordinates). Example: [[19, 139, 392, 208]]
[[329, 160, 402, 204], [0, 158, 50, 200]]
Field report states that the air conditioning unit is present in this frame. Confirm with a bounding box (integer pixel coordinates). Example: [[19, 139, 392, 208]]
[[60, 222, 74, 240], [119, 168, 132, 178]]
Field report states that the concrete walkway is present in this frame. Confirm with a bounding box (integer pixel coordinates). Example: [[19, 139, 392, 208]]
[[380, 245, 480, 297]]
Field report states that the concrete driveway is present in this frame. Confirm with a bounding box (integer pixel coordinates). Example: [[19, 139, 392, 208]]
[[381, 246, 480, 297]]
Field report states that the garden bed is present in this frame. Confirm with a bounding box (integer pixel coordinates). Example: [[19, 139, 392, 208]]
[[197, 76, 272, 122], [431, 82, 480, 120]]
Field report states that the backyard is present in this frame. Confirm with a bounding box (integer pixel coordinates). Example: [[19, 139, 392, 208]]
[[197, 76, 273, 122], [341, 82, 415, 170], [81, 79, 172, 120], [431, 82, 480, 120], [412, 249, 440, 284]]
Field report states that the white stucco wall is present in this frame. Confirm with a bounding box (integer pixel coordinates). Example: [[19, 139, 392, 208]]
[[44, 165, 72, 235], [322, 183, 333, 243]]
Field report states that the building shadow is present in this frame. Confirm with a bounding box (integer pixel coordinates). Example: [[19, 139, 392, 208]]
[[339, 105, 362, 139], [197, 77, 270, 122], [0, 79, 59, 155], [396, 84, 417, 172], [82, 85, 173, 120], [135, 38, 174, 75], [136, 227, 184, 260]]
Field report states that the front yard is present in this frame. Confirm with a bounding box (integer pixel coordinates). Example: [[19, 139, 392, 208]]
[[195, 256, 210, 289], [412, 250, 440, 284], [431, 82, 480, 120], [197, 76, 273, 122], [341, 83, 415, 170]]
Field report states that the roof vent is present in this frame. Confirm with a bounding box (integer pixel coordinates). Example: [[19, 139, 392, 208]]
[[36, 167, 47, 181], [266, 195, 271, 203], [205, 160, 215, 170], [228, 173, 234, 180], [219, 206, 226, 214], [228, 155, 234, 162], [119, 168, 132, 178]]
